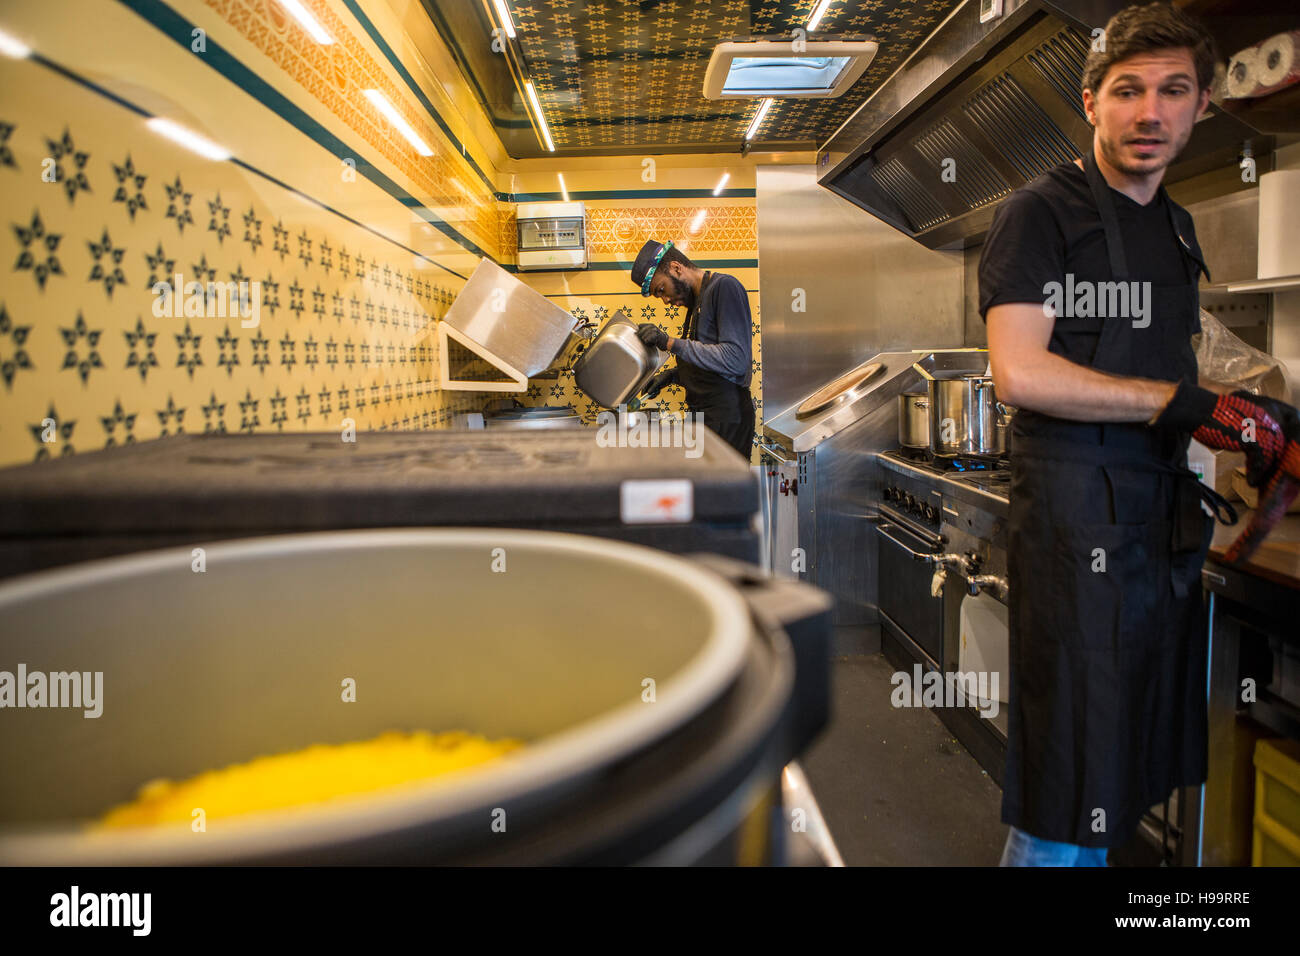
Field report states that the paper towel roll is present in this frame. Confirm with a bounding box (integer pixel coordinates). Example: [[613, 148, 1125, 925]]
[[1255, 31, 1300, 94], [1258, 170, 1300, 280], [1226, 46, 1261, 98]]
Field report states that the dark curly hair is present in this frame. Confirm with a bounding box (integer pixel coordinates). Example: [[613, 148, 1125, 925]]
[[1082, 2, 1217, 95]]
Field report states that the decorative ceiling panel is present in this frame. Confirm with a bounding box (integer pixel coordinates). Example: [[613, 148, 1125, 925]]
[[429, 0, 962, 157]]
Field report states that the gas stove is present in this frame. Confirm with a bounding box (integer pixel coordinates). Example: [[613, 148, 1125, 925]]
[[873, 447, 1012, 777], [881, 448, 1011, 512]]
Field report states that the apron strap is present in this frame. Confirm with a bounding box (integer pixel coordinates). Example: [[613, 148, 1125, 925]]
[[681, 271, 713, 342], [1081, 150, 1129, 281]]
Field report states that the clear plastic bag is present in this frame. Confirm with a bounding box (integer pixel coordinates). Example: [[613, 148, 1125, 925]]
[[1192, 308, 1296, 507], [1193, 307, 1290, 398]]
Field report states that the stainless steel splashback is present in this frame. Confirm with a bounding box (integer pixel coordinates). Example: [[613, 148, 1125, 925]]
[[755, 165, 965, 419], [763, 349, 989, 453]]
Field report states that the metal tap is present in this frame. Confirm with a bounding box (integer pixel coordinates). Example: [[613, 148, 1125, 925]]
[[966, 573, 1009, 601]]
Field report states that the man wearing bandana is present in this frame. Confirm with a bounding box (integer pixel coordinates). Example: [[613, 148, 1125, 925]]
[[629, 238, 755, 459]]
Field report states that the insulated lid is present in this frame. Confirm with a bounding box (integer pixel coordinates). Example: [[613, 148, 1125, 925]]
[[0, 431, 756, 535]]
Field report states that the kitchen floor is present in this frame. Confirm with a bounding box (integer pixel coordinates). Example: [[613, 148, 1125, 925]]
[[801, 652, 1009, 866]]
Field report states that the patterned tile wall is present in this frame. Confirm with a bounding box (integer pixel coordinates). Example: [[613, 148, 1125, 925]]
[[0, 45, 478, 467], [0, 0, 770, 469]]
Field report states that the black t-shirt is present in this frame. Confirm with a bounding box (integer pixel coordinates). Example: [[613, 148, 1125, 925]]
[[977, 161, 1205, 367]]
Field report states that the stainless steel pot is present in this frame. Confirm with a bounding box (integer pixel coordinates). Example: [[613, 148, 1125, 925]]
[[928, 373, 1006, 458], [572, 310, 667, 409], [898, 391, 930, 449], [0, 529, 776, 865], [484, 406, 583, 429]]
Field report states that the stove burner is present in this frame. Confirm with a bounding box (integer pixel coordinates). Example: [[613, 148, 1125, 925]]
[[892, 447, 1008, 473]]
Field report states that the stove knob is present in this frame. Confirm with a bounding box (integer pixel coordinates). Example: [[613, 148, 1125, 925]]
[[925, 504, 938, 522]]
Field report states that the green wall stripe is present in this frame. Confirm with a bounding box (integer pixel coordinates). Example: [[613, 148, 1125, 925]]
[[337, 0, 501, 199], [115, 0, 491, 261]]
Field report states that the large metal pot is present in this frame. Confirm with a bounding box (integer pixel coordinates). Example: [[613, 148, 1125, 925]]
[[572, 310, 668, 409], [484, 406, 583, 429], [898, 391, 930, 449], [928, 373, 1006, 458], [0, 529, 825, 865]]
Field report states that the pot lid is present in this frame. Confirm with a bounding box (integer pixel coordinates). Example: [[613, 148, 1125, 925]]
[[795, 362, 883, 418]]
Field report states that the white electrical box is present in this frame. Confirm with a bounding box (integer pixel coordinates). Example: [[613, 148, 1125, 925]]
[[516, 201, 587, 271]]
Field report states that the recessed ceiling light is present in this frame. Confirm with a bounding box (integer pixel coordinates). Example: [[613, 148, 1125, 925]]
[[363, 89, 433, 156], [744, 99, 773, 141], [704, 39, 879, 99], [146, 118, 231, 161], [278, 0, 335, 45]]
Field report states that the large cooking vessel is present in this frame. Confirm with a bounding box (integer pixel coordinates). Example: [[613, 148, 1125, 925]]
[[0, 529, 825, 864], [928, 373, 1009, 458], [484, 406, 583, 429], [572, 310, 668, 409]]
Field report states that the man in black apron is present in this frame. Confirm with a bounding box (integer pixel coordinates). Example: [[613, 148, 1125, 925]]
[[979, 3, 1298, 865], [627, 239, 755, 460]]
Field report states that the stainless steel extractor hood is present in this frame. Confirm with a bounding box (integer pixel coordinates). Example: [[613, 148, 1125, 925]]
[[437, 259, 586, 392], [820, 0, 1277, 249]]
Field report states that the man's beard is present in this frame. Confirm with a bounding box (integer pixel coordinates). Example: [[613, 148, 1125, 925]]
[[1097, 122, 1192, 179], [670, 274, 695, 311]]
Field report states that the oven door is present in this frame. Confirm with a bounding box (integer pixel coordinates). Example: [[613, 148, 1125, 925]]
[[875, 518, 944, 667]]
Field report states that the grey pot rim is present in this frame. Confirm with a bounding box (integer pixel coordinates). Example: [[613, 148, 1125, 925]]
[[0, 528, 753, 865]]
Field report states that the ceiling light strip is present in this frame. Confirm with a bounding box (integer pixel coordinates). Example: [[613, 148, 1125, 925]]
[[745, 98, 774, 141], [363, 89, 434, 156], [0, 27, 31, 58], [278, 0, 335, 45], [491, 0, 517, 39], [524, 80, 556, 152], [146, 117, 232, 161], [806, 0, 833, 32]]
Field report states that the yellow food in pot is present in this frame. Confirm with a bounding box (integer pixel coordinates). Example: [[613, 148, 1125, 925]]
[[97, 730, 523, 828]]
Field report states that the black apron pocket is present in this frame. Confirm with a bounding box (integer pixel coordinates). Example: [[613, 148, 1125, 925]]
[[1049, 522, 1158, 656]]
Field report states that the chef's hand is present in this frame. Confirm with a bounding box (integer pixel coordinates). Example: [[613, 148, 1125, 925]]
[[637, 323, 669, 350], [640, 369, 675, 402], [1155, 381, 1289, 487]]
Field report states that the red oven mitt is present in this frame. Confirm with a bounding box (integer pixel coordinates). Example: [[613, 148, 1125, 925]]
[[1155, 382, 1300, 564]]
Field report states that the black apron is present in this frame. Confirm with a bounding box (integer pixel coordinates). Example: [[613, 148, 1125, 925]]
[[1002, 152, 1235, 848], [675, 271, 755, 460]]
